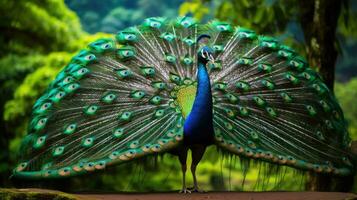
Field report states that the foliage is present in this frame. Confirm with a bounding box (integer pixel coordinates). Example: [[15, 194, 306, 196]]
[[0, 0, 83, 55], [336, 8, 357, 82], [335, 79, 357, 140], [180, 0, 304, 53], [65, 0, 184, 33], [0, 188, 77, 200]]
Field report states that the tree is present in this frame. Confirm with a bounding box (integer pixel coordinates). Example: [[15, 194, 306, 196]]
[[298, 0, 344, 91]]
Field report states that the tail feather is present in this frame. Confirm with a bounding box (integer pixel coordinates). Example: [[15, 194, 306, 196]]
[[13, 17, 354, 179], [207, 21, 353, 175]]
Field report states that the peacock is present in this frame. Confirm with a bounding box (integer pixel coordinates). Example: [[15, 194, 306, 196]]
[[13, 16, 355, 193]]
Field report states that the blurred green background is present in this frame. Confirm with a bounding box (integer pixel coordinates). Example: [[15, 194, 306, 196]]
[[1, 0, 357, 192]]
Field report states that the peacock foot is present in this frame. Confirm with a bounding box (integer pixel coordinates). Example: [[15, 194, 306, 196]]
[[179, 188, 191, 194], [188, 187, 205, 193]]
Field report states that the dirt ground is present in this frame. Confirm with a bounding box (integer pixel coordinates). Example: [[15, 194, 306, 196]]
[[2, 188, 357, 200], [76, 191, 357, 200]]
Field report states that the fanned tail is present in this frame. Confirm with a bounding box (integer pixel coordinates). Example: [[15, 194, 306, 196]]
[[204, 21, 354, 176], [13, 17, 203, 179], [13, 17, 355, 180]]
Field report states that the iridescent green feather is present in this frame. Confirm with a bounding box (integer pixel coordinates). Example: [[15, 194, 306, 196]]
[[207, 20, 354, 176], [13, 17, 354, 180]]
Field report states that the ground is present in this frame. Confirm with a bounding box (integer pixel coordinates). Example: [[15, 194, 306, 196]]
[[0, 188, 356, 200]]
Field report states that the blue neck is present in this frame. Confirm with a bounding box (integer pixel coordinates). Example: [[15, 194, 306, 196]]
[[183, 61, 214, 145], [191, 62, 213, 116]]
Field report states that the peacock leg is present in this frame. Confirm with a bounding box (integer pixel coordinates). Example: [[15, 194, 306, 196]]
[[178, 146, 189, 193], [190, 144, 206, 192]]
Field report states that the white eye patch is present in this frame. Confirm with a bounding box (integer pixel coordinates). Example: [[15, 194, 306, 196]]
[[200, 49, 215, 62], [209, 54, 214, 62], [201, 49, 206, 58], [201, 49, 211, 59]]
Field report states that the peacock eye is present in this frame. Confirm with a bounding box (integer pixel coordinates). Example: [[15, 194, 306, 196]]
[[82, 137, 94, 147], [84, 105, 98, 115], [123, 50, 134, 57], [64, 76, 73, 83], [119, 111, 132, 121], [39, 119, 46, 125], [41, 102, 51, 110], [57, 92, 64, 98], [152, 82, 166, 90], [86, 54, 95, 60], [150, 21, 160, 28], [125, 34, 136, 40], [217, 25, 227, 31], [102, 43, 111, 49], [164, 35, 173, 40], [130, 90, 146, 99], [182, 21, 189, 26], [63, 126, 73, 133], [113, 127, 124, 138]]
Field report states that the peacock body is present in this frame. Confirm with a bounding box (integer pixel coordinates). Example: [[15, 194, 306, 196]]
[[13, 16, 354, 192]]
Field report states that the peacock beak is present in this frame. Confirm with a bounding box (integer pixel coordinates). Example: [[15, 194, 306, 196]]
[[209, 53, 215, 63]]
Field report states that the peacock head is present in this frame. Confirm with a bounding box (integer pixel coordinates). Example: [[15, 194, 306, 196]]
[[197, 34, 214, 65]]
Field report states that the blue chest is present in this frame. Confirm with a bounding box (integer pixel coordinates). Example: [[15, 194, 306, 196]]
[[183, 63, 214, 145]]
